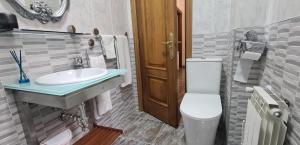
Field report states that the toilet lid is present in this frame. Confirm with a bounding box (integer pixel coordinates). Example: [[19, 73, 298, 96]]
[[180, 93, 222, 120]]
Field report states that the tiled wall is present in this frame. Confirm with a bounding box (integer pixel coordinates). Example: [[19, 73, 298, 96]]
[[193, 16, 300, 145], [227, 27, 266, 145], [0, 32, 89, 145], [227, 17, 300, 145], [260, 17, 300, 145], [223, 32, 234, 135], [0, 32, 138, 145]]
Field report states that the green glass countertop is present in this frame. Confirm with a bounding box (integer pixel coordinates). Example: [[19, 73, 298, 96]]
[[4, 69, 127, 96]]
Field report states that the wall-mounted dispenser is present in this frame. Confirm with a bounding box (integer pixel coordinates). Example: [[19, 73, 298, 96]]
[[0, 13, 18, 32]]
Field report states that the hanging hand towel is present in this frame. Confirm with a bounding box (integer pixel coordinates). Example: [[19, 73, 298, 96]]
[[101, 35, 116, 59], [89, 55, 106, 69], [116, 35, 132, 87], [89, 55, 112, 118], [95, 90, 112, 115]]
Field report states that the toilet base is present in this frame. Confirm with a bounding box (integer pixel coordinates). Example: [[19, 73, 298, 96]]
[[182, 115, 221, 145]]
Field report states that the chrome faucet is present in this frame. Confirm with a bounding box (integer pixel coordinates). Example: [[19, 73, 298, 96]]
[[73, 57, 84, 69]]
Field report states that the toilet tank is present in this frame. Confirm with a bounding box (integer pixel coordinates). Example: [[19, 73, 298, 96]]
[[186, 58, 222, 94]]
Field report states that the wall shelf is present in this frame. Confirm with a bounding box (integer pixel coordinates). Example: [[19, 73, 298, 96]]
[[3, 28, 91, 35], [4, 69, 126, 109]]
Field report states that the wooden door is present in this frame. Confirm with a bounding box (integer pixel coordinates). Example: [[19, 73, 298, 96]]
[[136, 0, 179, 127]]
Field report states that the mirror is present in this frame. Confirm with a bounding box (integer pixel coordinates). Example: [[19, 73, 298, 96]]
[[7, 0, 69, 24], [22, 0, 62, 12]]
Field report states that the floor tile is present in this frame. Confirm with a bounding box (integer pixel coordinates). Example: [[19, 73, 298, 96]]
[[123, 118, 164, 144], [115, 111, 141, 130], [153, 124, 185, 145], [113, 137, 150, 145], [112, 111, 225, 145]]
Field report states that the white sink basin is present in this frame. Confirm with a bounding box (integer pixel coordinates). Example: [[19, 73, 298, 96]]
[[36, 68, 108, 85]]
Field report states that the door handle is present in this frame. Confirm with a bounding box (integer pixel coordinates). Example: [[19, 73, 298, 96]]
[[161, 41, 173, 45], [162, 33, 175, 60]]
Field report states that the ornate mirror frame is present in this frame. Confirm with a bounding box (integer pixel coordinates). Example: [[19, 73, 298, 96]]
[[7, 0, 70, 24]]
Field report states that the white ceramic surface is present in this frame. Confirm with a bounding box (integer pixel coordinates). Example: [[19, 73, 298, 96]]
[[36, 68, 108, 85], [182, 111, 221, 145], [180, 93, 222, 120], [181, 58, 223, 145], [186, 58, 222, 94]]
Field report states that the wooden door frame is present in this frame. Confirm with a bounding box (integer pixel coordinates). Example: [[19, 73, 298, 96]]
[[177, 9, 183, 67], [130, 0, 192, 111], [185, 0, 192, 58]]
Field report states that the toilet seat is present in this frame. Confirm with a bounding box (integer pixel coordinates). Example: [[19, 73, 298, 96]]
[[180, 93, 222, 121]]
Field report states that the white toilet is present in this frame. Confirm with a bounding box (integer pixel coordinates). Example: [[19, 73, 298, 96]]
[[180, 58, 223, 145]]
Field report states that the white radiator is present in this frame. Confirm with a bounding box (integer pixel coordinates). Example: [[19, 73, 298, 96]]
[[242, 86, 289, 145]]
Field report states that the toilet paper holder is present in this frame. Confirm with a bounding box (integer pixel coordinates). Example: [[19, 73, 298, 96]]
[[235, 30, 267, 58], [233, 31, 268, 83], [236, 40, 267, 53]]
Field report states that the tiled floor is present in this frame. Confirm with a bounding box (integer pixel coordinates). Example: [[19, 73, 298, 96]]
[[112, 66, 225, 145], [113, 111, 225, 145], [113, 111, 185, 145]]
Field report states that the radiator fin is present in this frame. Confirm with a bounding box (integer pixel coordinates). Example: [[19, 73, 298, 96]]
[[242, 86, 289, 145]]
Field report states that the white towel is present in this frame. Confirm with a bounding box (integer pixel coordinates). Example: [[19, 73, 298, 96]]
[[89, 55, 112, 118], [102, 35, 116, 59], [95, 91, 112, 115], [40, 129, 72, 145], [116, 35, 132, 87], [89, 55, 106, 69]]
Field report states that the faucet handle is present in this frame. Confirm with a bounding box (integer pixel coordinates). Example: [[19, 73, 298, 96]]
[[74, 57, 83, 63], [73, 57, 84, 68]]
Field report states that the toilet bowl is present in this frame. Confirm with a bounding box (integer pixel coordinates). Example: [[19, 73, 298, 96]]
[[180, 58, 223, 145], [180, 93, 222, 145]]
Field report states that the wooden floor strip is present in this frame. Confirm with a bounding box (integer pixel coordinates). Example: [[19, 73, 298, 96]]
[[74, 125, 122, 145]]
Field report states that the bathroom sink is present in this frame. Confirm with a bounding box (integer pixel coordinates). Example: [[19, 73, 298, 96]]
[[36, 68, 108, 85]]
